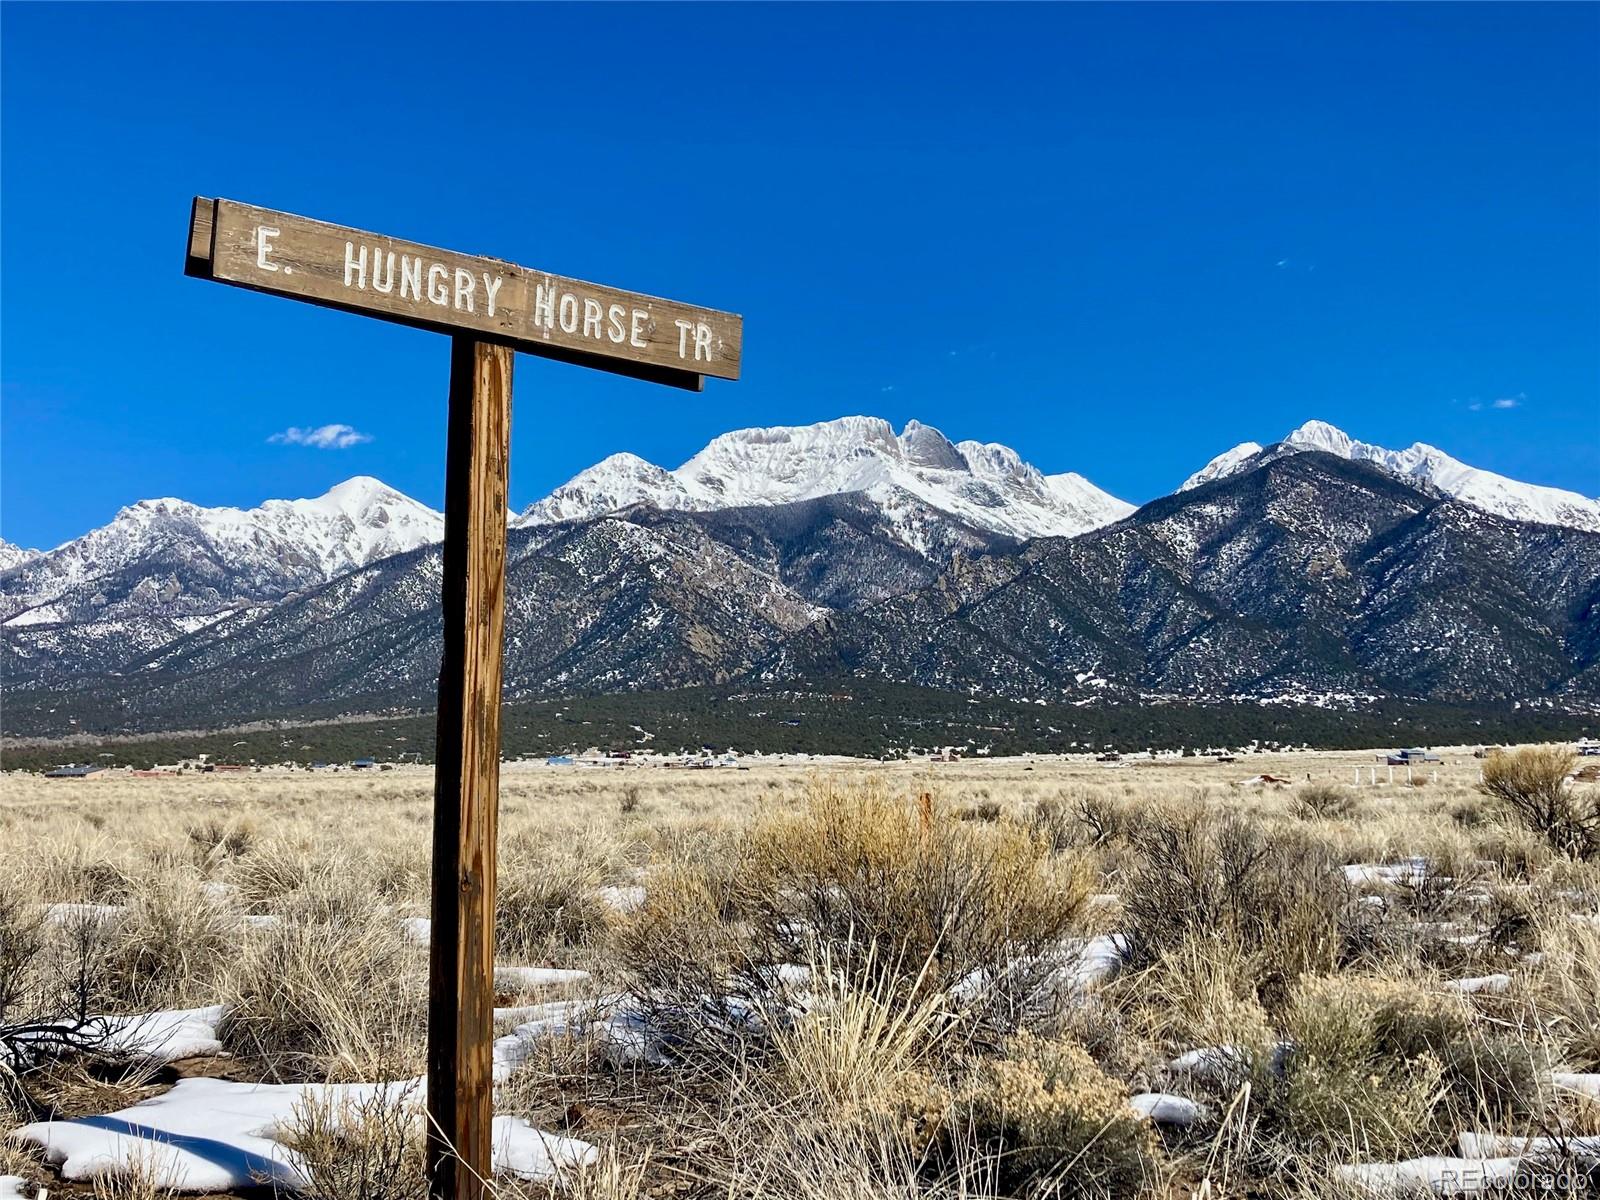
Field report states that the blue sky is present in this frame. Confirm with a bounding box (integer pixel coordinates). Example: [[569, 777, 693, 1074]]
[[3, 2, 1595, 550]]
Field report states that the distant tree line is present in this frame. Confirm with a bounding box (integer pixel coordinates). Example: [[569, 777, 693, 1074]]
[[3, 682, 1594, 773]]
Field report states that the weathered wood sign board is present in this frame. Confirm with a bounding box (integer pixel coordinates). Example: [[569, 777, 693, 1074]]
[[185, 196, 741, 1200], [187, 197, 741, 390]]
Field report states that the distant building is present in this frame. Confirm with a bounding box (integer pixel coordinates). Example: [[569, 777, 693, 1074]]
[[44, 764, 105, 779], [1383, 748, 1442, 766], [351, 758, 376, 770]]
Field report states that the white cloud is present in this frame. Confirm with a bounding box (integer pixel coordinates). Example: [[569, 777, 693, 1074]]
[[1492, 395, 1523, 410], [268, 423, 373, 449]]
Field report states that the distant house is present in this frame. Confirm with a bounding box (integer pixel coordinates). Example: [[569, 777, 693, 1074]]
[[44, 764, 104, 779], [1383, 748, 1442, 766], [351, 758, 376, 770], [546, 755, 574, 766], [1578, 738, 1600, 757]]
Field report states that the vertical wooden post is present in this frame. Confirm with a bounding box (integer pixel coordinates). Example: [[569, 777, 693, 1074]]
[[428, 337, 513, 1200]]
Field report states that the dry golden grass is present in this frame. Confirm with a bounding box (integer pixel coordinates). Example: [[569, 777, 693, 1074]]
[[2, 745, 1598, 1198]]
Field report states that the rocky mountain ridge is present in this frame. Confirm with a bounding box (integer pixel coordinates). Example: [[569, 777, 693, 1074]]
[[5, 420, 1597, 736], [1183, 420, 1600, 533]]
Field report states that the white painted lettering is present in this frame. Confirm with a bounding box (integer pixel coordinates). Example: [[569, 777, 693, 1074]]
[[583, 298, 603, 339], [674, 318, 694, 358], [343, 241, 368, 289], [630, 308, 649, 348], [427, 264, 449, 306], [453, 268, 475, 312], [256, 226, 280, 272], [607, 303, 626, 343], [535, 283, 556, 331], [482, 273, 503, 318], [558, 292, 579, 334], [694, 322, 713, 362], [400, 256, 423, 301], [372, 250, 396, 294]]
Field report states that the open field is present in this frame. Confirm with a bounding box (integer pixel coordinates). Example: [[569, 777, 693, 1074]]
[[1, 748, 1598, 1198]]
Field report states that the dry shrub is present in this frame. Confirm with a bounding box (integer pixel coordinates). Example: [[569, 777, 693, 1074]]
[[1118, 934, 1274, 1057], [220, 898, 425, 1081], [1273, 975, 1447, 1159], [280, 1082, 424, 1200], [1291, 782, 1359, 821], [960, 800, 1002, 823], [497, 835, 608, 962], [184, 815, 256, 869], [564, 1145, 650, 1200], [1279, 972, 1548, 1146], [95, 868, 235, 1010], [33, 843, 137, 906], [1531, 914, 1600, 1070], [1122, 808, 1348, 1001], [0, 882, 45, 1026], [1075, 791, 1132, 847], [26, 1055, 165, 1119], [772, 946, 953, 1128], [608, 858, 754, 1049], [0, 1067, 41, 1179], [714, 1109, 987, 1200], [1481, 747, 1597, 860], [87, 1148, 181, 1200], [959, 1031, 1156, 1196], [744, 781, 1091, 1009], [228, 838, 337, 911]]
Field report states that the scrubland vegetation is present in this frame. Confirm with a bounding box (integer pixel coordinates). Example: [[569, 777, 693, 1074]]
[[1, 747, 1598, 1198]]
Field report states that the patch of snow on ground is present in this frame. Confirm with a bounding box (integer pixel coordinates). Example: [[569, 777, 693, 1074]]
[[1335, 1155, 1523, 1195], [12, 1076, 595, 1192], [496, 965, 591, 990], [948, 933, 1128, 1007], [43, 903, 124, 925], [1342, 858, 1429, 887], [1457, 1132, 1600, 1158], [1552, 1072, 1600, 1098], [597, 885, 647, 911], [6, 1005, 224, 1066], [1444, 974, 1511, 995], [1128, 1093, 1203, 1127]]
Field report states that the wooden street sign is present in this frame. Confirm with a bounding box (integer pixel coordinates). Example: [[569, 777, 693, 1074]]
[[187, 197, 742, 390], [184, 196, 741, 1200]]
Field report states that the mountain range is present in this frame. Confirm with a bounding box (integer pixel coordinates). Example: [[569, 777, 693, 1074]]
[[4, 417, 1597, 738]]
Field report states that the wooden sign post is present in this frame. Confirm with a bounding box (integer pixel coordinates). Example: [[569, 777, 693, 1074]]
[[185, 198, 741, 1199]]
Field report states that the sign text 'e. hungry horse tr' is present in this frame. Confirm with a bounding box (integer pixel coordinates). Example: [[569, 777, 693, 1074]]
[[185, 197, 742, 1200]]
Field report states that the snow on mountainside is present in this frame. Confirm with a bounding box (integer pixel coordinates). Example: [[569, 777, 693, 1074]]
[[1, 477, 443, 625], [517, 416, 1134, 542], [1180, 420, 1600, 533], [1180, 442, 1263, 492], [0, 539, 41, 573]]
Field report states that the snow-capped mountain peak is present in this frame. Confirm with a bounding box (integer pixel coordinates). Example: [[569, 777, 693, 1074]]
[[0, 538, 41, 574], [1180, 442, 1265, 492], [1282, 419, 1356, 456], [516, 416, 1134, 541], [518, 453, 693, 526], [1, 477, 444, 629], [1181, 420, 1600, 533]]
